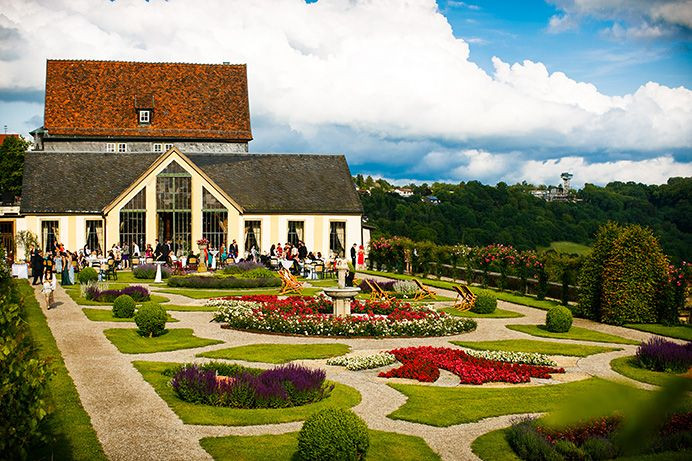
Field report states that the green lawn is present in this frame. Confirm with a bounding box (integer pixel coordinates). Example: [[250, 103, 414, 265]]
[[624, 323, 692, 341], [200, 430, 441, 461], [158, 304, 217, 311], [471, 428, 519, 461], [387, 377, 652, 427], [104, 328, 222, 354], [82, 308, 177, 323], [158, 287, 321, 299], [197, 343, 351, 363], [610, 356, 683, 387], [110, 271, 168, 286], [16, 281, 107, 460], [537, 241, 591, 255], [133, 361, 361, 426], [451, 339, 620, 357], [357, 270, 563, 311], [506, 324, 640, 345], [441, 307, 524, 319]]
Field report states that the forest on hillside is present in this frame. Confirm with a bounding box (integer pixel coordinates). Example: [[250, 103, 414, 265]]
[[355, 175, 691, 261]]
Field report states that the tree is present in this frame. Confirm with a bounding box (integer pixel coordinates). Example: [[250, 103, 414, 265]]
[[576, 222, 621, 319], [0, 136, 29, 199]]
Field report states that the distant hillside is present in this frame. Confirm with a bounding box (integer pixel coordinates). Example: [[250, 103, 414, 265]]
[[355, 176, 691, 261]]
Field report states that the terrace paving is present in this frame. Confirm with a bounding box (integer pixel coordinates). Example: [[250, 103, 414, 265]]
[[35, 276, 665, 461]]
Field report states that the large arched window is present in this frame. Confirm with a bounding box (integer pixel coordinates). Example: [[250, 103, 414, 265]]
[[202, 188, 227, 249], [119, 189, 146, 253], [156, 161, 191, 254]]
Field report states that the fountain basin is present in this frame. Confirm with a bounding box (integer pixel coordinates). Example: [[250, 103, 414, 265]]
[[322, 287, 361, 316]]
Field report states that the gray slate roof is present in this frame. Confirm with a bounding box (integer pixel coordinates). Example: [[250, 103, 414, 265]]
[[21, 152, 362, 215]]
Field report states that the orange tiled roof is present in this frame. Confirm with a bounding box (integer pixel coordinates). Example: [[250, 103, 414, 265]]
[[44, 60, 252, 141], [0, 134, 19, 144]]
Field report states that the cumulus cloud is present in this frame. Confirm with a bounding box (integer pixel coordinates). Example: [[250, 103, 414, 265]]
[[0, 0, 689, 185]]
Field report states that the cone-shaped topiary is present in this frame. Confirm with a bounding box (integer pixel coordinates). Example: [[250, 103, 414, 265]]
[[546, 306, 572, 333], [112, 294, 135, 318], [600, 225, 669, 325], [134, 302, 167, 337], [297, 408, 369, 461]]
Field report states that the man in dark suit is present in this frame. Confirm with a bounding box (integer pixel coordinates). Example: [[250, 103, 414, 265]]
[[163, 239, 172, 263], [350, 243, 357, 267], [229, 240, 239, 260], [31, 247, 44, 285], [154, 239, 164, 262]]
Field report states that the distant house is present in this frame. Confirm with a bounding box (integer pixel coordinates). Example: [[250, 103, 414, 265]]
[[0, 133, 20, 145], [394, 187, 413, 197], [531, 172, 578, 203], [9, 60, 364, 260], [423, 195, 440, 204]]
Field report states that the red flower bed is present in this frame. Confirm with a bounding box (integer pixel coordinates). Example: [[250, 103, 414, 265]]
[[379, 346, 565, 385], [536, 416, 621, 445]]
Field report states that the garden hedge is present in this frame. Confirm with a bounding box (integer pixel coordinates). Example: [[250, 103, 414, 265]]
[[167, 275, 280, 289]]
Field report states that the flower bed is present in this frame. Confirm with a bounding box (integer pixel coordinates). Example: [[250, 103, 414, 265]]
[[327, 352, 397, 370], [170, 362, 332, 408], [167, 274, 280, 289], [84, 283, 150, 302], [378, 346, 564, 384], [463, 349, 556, 367], [210, 296, 476, 338], [636, 337, 692, 373]]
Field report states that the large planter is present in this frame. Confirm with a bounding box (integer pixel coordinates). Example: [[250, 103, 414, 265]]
[[198, 244, 208, 251]]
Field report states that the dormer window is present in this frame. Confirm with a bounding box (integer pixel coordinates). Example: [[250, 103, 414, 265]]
[[138, 109, 151, 124]]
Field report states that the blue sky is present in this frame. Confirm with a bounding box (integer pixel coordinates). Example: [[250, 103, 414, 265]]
[[0, 0, 690, 186]]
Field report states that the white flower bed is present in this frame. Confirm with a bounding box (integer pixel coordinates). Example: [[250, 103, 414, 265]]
[[327, 352, 397, 370], [463, 349, 556, 366]]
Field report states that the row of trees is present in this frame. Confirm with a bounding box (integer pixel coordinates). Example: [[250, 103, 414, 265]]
[[357, 176, 691, 261], [0, 135, 29, 201], [368, 224, 689, 324]]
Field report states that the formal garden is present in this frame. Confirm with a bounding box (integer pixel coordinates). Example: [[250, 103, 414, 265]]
[[2, 223, 690, 461]]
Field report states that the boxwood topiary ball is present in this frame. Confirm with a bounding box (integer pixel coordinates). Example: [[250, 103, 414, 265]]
[[546, 306, 573, 333], [297, 408, 369, 461], [78, 267, 98, 284], [112, 294, 136, 318], [134, 302, 167, 337], [471, 292, 497, 314]]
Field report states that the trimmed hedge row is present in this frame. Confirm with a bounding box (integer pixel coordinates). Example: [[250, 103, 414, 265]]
[[167, 275, 281, 289]]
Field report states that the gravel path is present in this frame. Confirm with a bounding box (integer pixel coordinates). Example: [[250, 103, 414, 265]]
[[37, 278, 669, 461]]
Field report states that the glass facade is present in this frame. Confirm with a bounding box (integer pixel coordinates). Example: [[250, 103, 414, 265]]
[[157, 162, 192, 254], [119, 189, 146, 252], [202, 188, 227, 250]]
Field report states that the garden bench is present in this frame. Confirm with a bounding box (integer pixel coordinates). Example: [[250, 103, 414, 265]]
[[413, 279, 437, 302]]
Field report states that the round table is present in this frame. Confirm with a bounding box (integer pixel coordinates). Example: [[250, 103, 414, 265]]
[[280, 259, 293, 270], [154, 261, 166, 283]]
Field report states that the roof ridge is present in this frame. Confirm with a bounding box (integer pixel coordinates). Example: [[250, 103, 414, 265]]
[[46, 59, 246, 67]]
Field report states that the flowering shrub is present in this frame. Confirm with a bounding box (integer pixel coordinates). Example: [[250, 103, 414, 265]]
[[210, 297, 476, 337], [535, 416, 621, 446], [378, 346, 564, 384], [167, 275, 280, 289], [392, 280, 418, 295], [636, 337, 692, 373], [463, 349, 556, 367], [170, 363, 332, 408], [327, 352, 397, 370], [133, 263, 171, 279]]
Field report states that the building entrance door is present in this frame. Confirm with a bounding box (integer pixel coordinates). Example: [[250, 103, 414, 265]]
[[157, 211, 191, 255]]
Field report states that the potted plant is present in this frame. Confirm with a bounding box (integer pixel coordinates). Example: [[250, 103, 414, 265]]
[[196, 238, 209, 251]]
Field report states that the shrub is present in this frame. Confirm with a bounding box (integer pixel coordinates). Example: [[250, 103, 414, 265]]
[[577, 222, 621, 320], [88, 284, 150, 303], [553, 440, 587, 460], [222, 261, 265, 274], [636, 337, 692, 373], [546, 306, 573, 333], [133, 264, 171, 279], [112, 294, 135, 318], [0, 278, 50, 458], [78, 267, 98, 284], [582, 437, 617, 460], [167, 275, 280, 289], [297, 408, 369, 461], [507, 419, 561, 461], [241, 267, 278, 279], [134, 302, 167, 337], [392, 280, 418, 295], [600, 225, 669, 325], [471, 291, 497, 314]]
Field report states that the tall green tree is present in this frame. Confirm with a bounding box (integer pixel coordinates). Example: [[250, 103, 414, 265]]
[[0, 136, 29, 199], [576, 222, 621, 319]]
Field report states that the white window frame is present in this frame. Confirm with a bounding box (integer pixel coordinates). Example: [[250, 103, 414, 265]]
[[117, 143, 127, 153], [152, 143, 162, 153], [106, 143, 116, 153], [164, 143, 173, 151], [139, 110, 150, 123]]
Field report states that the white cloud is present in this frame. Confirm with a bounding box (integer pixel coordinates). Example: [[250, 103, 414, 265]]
[[547, 14, 578, 33], [0, 0, 689, 180], [604, 22, 670, 39]]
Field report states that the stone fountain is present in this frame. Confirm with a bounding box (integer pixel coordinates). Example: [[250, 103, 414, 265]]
[[322, 259, 360, 316]]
